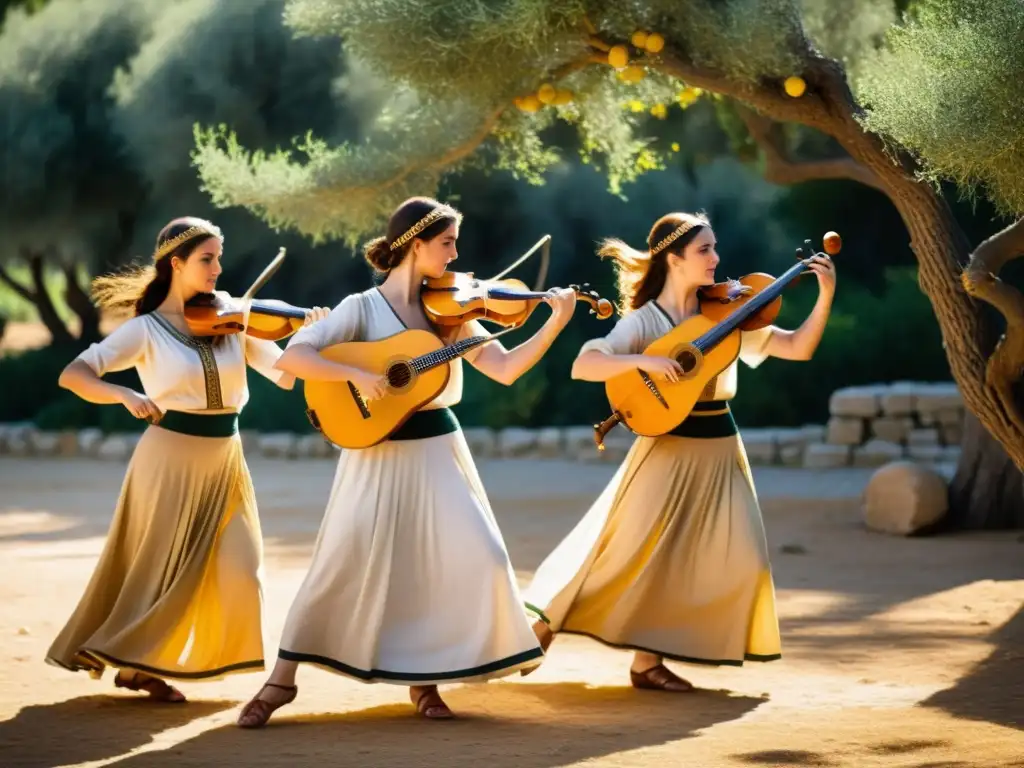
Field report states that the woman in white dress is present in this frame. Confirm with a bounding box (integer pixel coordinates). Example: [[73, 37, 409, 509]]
[[47, 217, 326, 702], [236, 196, 578, 726], [522, 211, 836, 692]]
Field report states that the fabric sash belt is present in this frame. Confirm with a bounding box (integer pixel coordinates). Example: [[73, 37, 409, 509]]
[[668, 400, 738, 439]]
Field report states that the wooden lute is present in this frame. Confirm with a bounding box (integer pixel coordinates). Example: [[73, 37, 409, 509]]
[[592, 233, 840, 450]]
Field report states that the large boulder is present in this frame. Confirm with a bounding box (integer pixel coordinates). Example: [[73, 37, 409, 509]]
[[862, 460, 948, 535]]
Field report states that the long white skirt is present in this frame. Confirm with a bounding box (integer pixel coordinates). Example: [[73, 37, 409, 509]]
[[277, 427, 543, 685]]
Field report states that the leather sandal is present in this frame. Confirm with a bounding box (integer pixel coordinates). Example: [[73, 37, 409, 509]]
[[629, 663, 694, 692], [114, 671, 186, 703], [236, 682, 298, 728], [412, 686, 454, 719]]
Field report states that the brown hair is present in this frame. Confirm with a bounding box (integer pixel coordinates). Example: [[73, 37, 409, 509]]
[[90, 217, 224, 317], [598, 211, 711, 315], [362, 196, 462, 274]]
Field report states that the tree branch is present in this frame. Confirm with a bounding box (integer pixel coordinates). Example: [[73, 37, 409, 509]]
[[734, 104, 886, 193], [962, 217, 1024, 435], [0, 263, 36, 303]]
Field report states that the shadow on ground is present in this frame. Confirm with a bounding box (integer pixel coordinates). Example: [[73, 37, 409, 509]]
[[0, 695, 234, 768], [921, 603, 1024, 731], [101, 682, 765, 768]]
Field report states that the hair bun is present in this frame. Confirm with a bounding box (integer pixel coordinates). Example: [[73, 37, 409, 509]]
[[363, 236, 399, 273]]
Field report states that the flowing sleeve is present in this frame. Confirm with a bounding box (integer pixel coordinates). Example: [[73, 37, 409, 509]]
[[576, 311, 644, 358], [454, 319, 492, 364], [76, 316, 148, 376], [244, 336, 289, 385], [738, 325, 776, 369], [285, 292, 364, 352]]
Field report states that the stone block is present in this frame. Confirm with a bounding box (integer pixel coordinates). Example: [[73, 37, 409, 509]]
[[799, 424, 827, 444], [462, 427, 497, 458], [258, 432, 296, 459], [534, 427, 565, 458], [499, 427, 536, 457], [741, 428, 777, 465], [870, 416, 914, 445], [78, 428, 104, 457], [908, 428, 941, 447], [779, 443, 804, 466], [863, 460, 948, 535], [829, 385, 883, 418], [29, 431, 61, 456], [295, 433, 331, 458], [97, 435, 132, 461], [880, 381, 916, 416], [803, 443, 851, 469], [907, 444, 945, 462], [853, 439, 905, 467], [914, 382, 963, 415], [826, 416, 864, 445], [564, 426, 600, 460], [55, 430, 79, 457]]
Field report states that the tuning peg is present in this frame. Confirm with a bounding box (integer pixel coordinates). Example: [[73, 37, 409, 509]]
[[795, 247, 804, 260]]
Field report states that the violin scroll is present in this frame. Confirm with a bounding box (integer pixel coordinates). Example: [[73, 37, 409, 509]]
[[567, 283, 615, 320]]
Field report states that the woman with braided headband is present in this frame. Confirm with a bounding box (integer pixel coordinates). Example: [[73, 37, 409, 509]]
[[523, 211, 836, 692], [46, 217, 327, 702], [237, 196, 579, 726]]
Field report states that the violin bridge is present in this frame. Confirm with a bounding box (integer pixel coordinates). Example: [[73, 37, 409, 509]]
[[638, 370, 669, 409]]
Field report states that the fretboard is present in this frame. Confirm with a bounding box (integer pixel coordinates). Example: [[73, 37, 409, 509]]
[[695, 262, 808, 352], [412, 334, 492, 372]]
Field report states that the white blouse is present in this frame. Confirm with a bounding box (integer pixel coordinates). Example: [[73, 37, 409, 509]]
[[577, 300, 775, 401], [286, 288, 487, 409], [76, 304, 290, 413]]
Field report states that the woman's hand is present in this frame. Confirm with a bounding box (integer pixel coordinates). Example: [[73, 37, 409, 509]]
[[543, 287, 578, 330], [120, 390, 162, 421], [303, 306, 330, 326], [806, 254, 836, 299], [350, 370, 389, 402], [640, 356, 685, 383]]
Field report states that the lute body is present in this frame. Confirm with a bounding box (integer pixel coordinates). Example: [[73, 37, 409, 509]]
[[303, 327, 498, 449]]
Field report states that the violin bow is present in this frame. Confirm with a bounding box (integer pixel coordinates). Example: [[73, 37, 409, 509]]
[[486, 234, 552, 292], [241, 247, 287, 302]]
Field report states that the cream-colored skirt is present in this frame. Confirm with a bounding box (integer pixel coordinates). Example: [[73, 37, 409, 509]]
[[46, 425, 265, 680], [277, 428, 543, 685], [523, 432, 781, 666]]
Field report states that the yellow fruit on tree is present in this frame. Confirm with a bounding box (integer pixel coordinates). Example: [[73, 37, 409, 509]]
[[645, 33, 665, 53], [537, 83, 556, 104], [608, 45, 629, 69], [619, 65, 645, 84], [518, 94, 541, 113], [631, 30, 648, 48], [553, 89, 573, 105], [784, 76, 806, 98], [650, 103, 667, 119]]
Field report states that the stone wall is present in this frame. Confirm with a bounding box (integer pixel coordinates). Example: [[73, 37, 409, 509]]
[[0, 381, 965, 468]]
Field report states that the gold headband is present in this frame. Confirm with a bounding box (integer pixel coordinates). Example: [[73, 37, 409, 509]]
[[154, 222, 224, 261], [390, 208, 452, 251], [650, 219, 700, 256]]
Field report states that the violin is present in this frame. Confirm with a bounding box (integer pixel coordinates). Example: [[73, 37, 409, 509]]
[[184, 293, 311, 341], [696, 231, 842, 329], [182, 246, 310, 342], [421, 272, 614, 329]]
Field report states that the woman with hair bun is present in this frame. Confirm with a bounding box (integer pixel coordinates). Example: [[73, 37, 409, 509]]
[[237, 196, 579, 727], [46, 217, 328, 702], [523, 211, 837, 692]]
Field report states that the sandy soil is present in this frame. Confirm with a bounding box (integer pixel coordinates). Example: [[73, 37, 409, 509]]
[[0, 456, 1021, 768]]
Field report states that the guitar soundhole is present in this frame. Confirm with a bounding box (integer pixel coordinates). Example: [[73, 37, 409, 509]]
[[676, 349, 699, 374], [386, 361, 414, 390]]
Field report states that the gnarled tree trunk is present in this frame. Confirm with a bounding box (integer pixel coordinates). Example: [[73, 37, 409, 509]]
[[947, 410, 1024, 529]]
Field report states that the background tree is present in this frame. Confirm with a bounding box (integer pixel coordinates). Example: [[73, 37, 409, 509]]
[[193, 0, 1024, 530]]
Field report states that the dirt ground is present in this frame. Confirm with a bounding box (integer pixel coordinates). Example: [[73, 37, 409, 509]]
[[0, 455, 1021, 768]]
